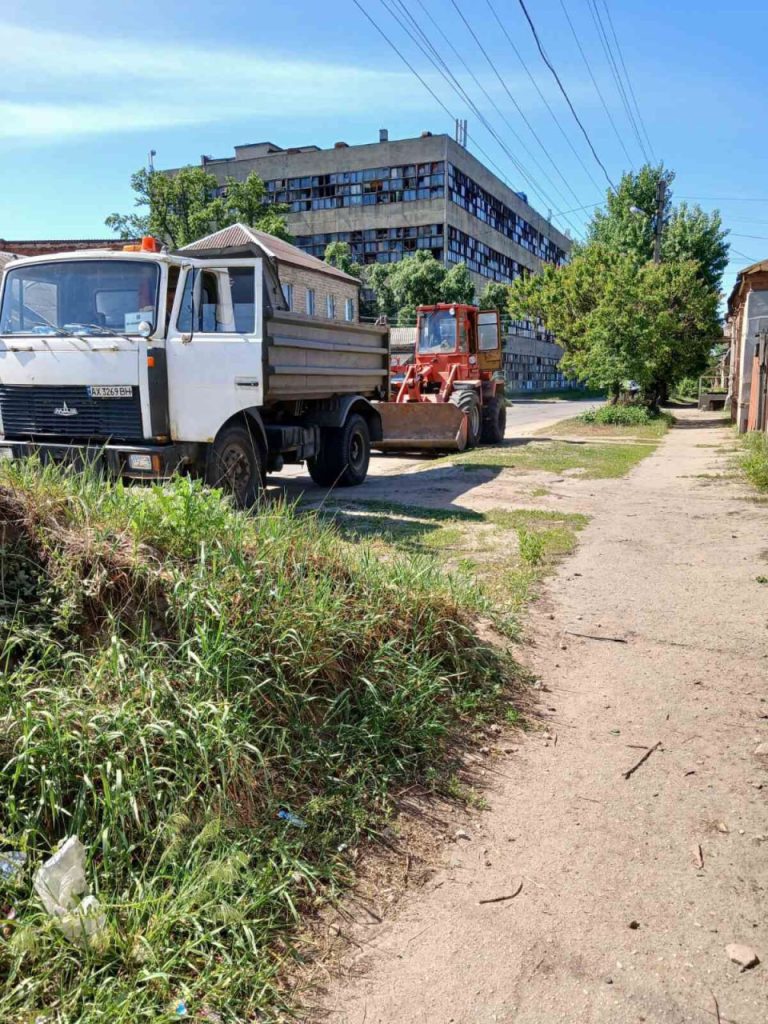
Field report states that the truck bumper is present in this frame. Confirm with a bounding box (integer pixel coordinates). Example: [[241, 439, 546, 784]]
[[0, 439, 200, 480]]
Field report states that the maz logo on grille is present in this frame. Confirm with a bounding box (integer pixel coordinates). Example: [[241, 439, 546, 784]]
[[53, 401, 78, 417]]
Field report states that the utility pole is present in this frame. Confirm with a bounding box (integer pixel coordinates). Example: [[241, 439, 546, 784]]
[[653, 178, 667, 263]]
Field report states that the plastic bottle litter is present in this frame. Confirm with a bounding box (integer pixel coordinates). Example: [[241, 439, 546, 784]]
[[174, 1000, 188, 1016], [33, 836, 106, 947], [0, 851, 26, 882], [277, 809, 307, 829]]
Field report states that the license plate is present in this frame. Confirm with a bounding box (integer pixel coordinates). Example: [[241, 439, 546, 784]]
[[88, 385, 133, 398]]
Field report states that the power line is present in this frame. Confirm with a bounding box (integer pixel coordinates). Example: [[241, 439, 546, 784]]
[[728, 232, 768, 241], [374, 0, 586, 235], [484, 0, 603, 197], [449, 0, 586, 209], [599, 1, 655, 162], [390, 0, 582, 218], [352, 0, 584, 237], [729, 249, 761, 265], [558, 0, 635, 171], [585, 0, 649, 164], [514, 0, 615, 189]]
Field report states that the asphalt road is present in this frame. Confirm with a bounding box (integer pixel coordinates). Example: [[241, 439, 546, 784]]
[[501, 396, 602, 434]]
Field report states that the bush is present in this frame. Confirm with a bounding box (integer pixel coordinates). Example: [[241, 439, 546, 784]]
[[675, 376, 700, 400], [579, 404, 671, 427], [0, 460, 514, 1022], [740, 432, 768, 491]]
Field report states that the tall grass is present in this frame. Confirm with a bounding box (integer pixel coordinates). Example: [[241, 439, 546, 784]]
[[0, 460, 514, 1022], [740, 431, 768, 491], [579, 405, 672, 428]]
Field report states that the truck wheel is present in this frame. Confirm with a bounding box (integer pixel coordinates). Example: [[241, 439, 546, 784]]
[[206, 424, 264, 508], [450, 389, 482, 448], [481, 396, 507, 445], [308, 413, 370, 488]]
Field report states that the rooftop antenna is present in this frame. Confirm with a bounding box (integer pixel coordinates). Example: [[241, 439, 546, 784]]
[[454, 119, 467, 147]]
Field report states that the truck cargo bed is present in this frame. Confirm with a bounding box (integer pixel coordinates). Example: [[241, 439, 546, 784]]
[[263, 312, 389, 403]]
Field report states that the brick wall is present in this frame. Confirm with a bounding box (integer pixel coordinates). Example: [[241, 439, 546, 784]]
[[278, 263, 359, 322]]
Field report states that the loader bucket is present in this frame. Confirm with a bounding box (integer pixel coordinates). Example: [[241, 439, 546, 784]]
[[375, 402, 469, 452]]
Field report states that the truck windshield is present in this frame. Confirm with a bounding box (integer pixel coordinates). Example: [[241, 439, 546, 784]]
[[418, 310, 457, 353], [0, 259, 160, 336]]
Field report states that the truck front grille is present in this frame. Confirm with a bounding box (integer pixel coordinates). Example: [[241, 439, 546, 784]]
[[0, 385, 143, 441]]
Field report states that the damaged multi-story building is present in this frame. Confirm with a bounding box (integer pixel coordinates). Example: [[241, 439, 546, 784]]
[[164, 129, 575, 390]]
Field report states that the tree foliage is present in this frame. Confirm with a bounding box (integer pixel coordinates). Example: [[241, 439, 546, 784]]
[[363, 251, 475, 323], [323, 241, 362, 280], [508, 244, 720, 405], [106, 167, 290, 248], [587, 164, 729, 291], [478, 281, 513, 329], [509, 163, 727, 406]]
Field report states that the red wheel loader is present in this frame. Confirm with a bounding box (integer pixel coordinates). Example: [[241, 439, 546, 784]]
[[376, 303, 507, 452]]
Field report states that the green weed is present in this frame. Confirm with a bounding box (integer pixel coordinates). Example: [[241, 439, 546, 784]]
[[446, 440, 656, 478], [0, 460, 517, 1023], [740, 432, 768, 491]]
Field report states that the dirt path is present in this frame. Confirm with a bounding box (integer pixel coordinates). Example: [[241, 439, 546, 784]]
[[318, 410, 768, 1023]]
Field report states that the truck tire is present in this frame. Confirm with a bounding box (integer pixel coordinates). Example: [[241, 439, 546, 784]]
[[206, 424, 264, 508], [481, 395, 507, 445], [307, 413, 371, 488], [450, 389, 482, 448]]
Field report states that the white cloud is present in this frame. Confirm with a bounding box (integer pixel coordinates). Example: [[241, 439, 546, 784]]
[[0, 22, 446, 140], [0, 20, 551, 142]]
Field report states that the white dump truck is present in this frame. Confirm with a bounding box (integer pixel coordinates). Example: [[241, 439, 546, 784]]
[[0, 235, 390, 505]]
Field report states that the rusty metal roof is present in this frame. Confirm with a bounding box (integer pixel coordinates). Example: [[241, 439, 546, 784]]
[[178, 223, 359, 283], [727, 258, 768, 315]]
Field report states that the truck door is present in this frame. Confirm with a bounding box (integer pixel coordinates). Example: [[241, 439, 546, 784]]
[[165, 259, 263, 442]]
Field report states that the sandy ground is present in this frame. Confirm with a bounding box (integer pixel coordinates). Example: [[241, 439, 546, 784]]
[[272, 397, 602, 499], [310, 409, 768, 1023]]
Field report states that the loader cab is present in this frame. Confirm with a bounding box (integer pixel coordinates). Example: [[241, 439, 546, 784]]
[[415, 303, 502, 375]]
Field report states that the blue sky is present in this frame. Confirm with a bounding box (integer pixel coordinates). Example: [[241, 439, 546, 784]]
[[2, 0, 767, 296]]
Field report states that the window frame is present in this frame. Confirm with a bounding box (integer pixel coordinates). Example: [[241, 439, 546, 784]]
[[172, 260, 260, 337]]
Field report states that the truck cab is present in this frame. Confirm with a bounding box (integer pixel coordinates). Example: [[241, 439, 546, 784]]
[[0, 234, 388, 504]]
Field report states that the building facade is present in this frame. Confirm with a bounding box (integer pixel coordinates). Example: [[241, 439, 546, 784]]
[[185, 131, 571, 292], [726, 260, 768, 432]]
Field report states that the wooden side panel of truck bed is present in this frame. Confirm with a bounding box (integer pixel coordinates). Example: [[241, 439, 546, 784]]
[[263, 312, 389, 403]]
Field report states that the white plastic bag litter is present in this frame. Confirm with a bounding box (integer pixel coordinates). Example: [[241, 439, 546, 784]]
[[33, 836, 106, 946]]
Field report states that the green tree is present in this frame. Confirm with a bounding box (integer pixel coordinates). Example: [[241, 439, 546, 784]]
[[323, 241, 362, 280], [442, 263, 475, 305], [588, 164, 729, 291], [509, 244, 720, 407], [478, 280, 512, 330], [106, 167, 289, 248], [363, 252, 475, 324]]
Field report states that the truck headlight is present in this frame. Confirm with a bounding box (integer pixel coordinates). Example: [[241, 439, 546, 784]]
[[127, 454, 153, 471]]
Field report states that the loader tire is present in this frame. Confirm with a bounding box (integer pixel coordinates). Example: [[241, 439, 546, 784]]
[[481, 395, 507, 445], [450, 389, 482, 448], [308, 413, 371, 488], [206, 424, 264, 508]]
